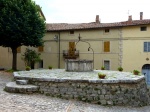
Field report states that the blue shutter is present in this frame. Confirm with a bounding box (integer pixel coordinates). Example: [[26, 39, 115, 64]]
[[144, 42, 148, 52], [148, 42, 150, 52]]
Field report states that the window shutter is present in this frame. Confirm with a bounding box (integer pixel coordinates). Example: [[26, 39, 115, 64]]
[[17, 47, 21, 53], [148, 42, 150, 52], [69, 42, 75, 56], [104, 41, 110, 52], [38, 46, 44, 52]]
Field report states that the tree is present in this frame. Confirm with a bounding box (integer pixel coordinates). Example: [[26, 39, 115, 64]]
[[22, 48, 41, 69], [0, 0, 46, 70]]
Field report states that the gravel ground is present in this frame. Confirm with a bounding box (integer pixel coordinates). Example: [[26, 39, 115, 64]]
[[0, 71, 150, 112]]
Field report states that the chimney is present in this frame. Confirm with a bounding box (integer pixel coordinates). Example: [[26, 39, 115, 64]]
[[95, 15, 100, 23], [140, 12, 143, 20], [128, 15, 132, 22]]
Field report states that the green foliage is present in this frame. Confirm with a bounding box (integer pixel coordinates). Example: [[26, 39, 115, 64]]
[[5, 69, 19, 72], [133, 70, 140, 75], [25, 66, 31, 71], [98, 73, 106, 77], [118, 67, 123, 71], [48, 66, 52, 69], [101, 66, 105, 70], [98, 72, 106, 79], [0, 0, 46, 70], [22, 48, 41, 68]]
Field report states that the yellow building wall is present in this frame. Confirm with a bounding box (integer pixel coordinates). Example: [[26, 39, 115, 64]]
[[122, 25, 150, 72], [42, 29, 121, 70], [0, 28, 121, 70]]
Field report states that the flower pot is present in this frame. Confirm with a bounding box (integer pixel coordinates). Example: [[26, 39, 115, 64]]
[[98, 75, 106, 79], [134, 72, 139, 75]]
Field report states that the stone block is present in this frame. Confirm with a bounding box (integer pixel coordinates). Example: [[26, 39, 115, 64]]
[[16, 80, 28, 85], [107, 101, 113, 105], [100, 95, 104, 100], [100, 100, 107, 105]]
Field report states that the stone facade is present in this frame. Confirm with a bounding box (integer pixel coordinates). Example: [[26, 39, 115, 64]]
[[29, 79, 150, 107]]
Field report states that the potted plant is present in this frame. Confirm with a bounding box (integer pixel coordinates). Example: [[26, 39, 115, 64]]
[[133, 70, 140, 75], [26, 66, 31, 71], [101, 66, 105, 70], [118, 67, 123, 72], [48, 66, 52, 69], [98, 73, 106, 79]]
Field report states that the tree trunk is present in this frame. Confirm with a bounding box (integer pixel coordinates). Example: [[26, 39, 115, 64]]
[[11, 48, 17, 70]]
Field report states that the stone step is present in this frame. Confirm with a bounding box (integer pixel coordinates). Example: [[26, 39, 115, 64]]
[[5, 82, 39, 94], [16, 80, 29, 85]]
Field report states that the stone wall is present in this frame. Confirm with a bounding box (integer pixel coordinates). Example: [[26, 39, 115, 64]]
[[30, 79, 150, 107]]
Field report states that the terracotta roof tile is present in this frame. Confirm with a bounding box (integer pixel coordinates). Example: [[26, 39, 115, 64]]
[[46, 19, 150, 31]]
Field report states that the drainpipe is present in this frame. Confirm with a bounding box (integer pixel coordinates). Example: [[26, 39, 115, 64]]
[[58, 32, 60, 68]]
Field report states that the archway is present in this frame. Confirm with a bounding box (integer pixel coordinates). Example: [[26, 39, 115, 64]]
[[142, 64, 150, 85]]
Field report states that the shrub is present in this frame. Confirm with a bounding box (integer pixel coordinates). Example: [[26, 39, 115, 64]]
[[26, 66, 31, 71], [118, 67, 123, 72], [133, 70, 140, 75], [48, 66, 52, 69], [98, 73, 106, 79], [101, 66, 105, 70]]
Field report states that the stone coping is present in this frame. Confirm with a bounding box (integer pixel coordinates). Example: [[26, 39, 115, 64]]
[[66, 59, 93, 62], [13, 69, 145, 84]]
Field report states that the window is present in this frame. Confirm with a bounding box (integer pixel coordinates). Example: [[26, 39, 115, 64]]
[[144, 42, 150, 52], [105, 29, 110, 33], [38, 46, 44, 52], [17, 47, 21, 53], [141, 26, 147, 31], [104, 60, 110, 70], [69, 31, 74, 34], [104, 41, 110, 52]]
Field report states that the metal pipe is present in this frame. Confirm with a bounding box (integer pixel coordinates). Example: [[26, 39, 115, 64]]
[[75, 34, 95, 69], [58, 32, 60, 68]]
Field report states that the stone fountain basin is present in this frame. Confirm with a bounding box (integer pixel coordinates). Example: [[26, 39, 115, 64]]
[[13, 69, 149, 107]]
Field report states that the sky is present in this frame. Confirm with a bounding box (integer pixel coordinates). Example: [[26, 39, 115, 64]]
[[33, 0, 150, 23]]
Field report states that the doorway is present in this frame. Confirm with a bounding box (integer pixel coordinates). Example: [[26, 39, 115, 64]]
[[142, 64, 150, 85]]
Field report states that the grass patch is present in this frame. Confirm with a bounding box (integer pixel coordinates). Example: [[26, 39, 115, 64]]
[[5, 69, 19, 73]]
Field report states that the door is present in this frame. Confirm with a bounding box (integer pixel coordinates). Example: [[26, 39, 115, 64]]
[[142, 64, 150, 85]]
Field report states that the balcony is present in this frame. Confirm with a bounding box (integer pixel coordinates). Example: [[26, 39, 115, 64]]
[[63, 50, 79, 59]]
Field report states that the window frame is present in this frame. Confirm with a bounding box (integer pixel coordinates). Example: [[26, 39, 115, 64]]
[[144, 42, 150, 52], [69, 30, 74, 35], [17, 47, 21, 53], [38, 46, 44, 52], [141, 26, 147, 31], [103, 60, 111, 70]]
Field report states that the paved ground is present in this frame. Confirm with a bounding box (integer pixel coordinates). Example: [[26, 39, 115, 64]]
[[0, 71, 150, 112]]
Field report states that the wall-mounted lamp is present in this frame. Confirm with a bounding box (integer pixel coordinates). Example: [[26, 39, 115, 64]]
[[54, 35, 59, 42]]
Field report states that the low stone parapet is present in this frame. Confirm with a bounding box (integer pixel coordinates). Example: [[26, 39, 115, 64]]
[[13, 70, 150, 106]]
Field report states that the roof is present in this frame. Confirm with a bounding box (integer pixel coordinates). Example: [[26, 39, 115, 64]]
[[46, 19, 150, 31]]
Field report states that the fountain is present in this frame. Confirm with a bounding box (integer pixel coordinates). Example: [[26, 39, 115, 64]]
[[65, 59, 93, 72], [65, 34, 94, 72]]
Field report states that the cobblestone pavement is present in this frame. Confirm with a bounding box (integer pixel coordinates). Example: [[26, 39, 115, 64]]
[[0, 71, 150, 112]]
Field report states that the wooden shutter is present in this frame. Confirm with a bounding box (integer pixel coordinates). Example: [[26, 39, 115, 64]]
[[17, 47, 21, 53], [69, 42, 75, 56], [104, 41, 110, 52], [38, 46, 44, 52]]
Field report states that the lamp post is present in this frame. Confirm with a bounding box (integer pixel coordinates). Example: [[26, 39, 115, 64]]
[[75, 34, 94, 69], [54, 33, 60, 68]]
